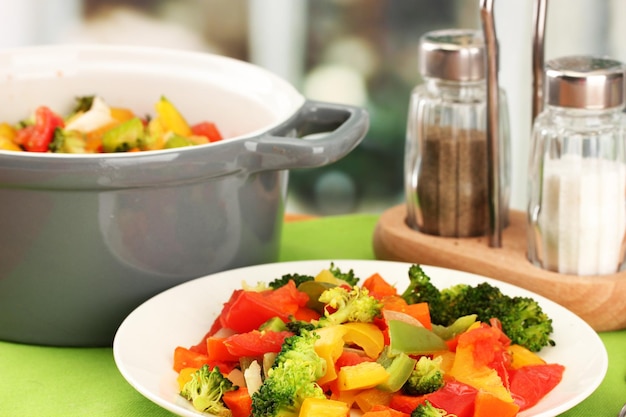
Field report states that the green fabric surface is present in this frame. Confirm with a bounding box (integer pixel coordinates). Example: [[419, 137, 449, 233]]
[[0, 214, 624, 417]]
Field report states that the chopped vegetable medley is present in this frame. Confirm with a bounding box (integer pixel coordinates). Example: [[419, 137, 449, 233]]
[[0, 95, 223, 153], [173, 264, 564, 417]]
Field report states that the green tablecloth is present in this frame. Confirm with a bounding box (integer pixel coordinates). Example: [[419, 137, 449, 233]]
[[1, 214, 624, 417]]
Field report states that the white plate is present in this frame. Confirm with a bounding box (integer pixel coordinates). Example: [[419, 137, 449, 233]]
[[113, 260, 608, 417]]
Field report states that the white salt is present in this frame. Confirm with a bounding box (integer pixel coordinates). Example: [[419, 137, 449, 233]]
[[539, 155, 626, 275]]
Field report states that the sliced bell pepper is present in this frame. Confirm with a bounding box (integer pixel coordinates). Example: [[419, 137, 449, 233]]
[[206, 337, 240, 363], [222, 387, 253, 417], [155, 95, 192, 136], [362, 273, 397, 298], [223, 330, 293, 358], [164, 134, 194, 149], [299, 397, 350, 417], [382, 296, 432, 329], [177, 367, 198, 391], [173, 346, 210, 373], [15, 106, 64, 152], [335, 349, 374, 369], [388, 392, 428, 414], [387, 319, 447, 355], [314, 325, 348, 385], [191, 121, 223, 142], [362, 404, 411, 417], [508, 363, 565, 411], [375, 351, 416, 393], [448, 324, 512, 402], [294, 306, 322, 322], [0, 123, 20, 151], [507, 344, 546, 370], [341, 322, 385, 359], [337, 361, 389, 391], [473, 390, 520, 417], [426, 379, 478, 417], [218, 281, 309, 333], [173, 346, 238, 375], [0, 136, 21, 151], [354, 388, 394, 412]]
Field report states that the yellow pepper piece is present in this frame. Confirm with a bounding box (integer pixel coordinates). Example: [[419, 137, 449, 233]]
[[337, 362, 389, 391], [177, 367, 198, 391], [449, 343, 513, 403], [109, 107, 136, 123], [314, 269, 344, 285], [314, 325, 348, 385], [507, 344, 546, 370], [341, 322, 384, 359], [433, 350, 456, 373], [155, 96, 192, 137], [328, 386, 360, 409], [298, 397, 349, 417], [0, 136, 21, 151], [0, 122, 16, 139], [353, 388, 393, 412], [0, 123, 20, 151]]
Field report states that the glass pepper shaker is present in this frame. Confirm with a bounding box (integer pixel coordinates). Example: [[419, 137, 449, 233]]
[[404, 29, 511, 237], [527, 56, 626, 275]]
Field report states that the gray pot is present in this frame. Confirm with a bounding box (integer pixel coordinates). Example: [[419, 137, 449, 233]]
[[0, 45, 368, 346]]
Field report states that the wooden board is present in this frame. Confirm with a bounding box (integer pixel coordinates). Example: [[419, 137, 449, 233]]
[[372, 204, 626, 332]]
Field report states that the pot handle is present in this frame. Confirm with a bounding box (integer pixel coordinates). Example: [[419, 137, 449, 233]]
[[245, 100, 369, 172]]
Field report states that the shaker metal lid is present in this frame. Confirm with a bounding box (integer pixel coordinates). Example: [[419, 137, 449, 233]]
[[546, 56, 625, 109], [419, 29, 485, 82]]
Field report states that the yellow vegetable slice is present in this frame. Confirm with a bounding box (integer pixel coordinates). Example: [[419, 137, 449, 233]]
[[0, 123, 20, 151], [507, 344, 546, 370], [314, 325, 348, 385], [341, 322, 385, 359], [314, 269, 343, 285], [155, 96, 192, 137], [337, 362, 389, 391], [299, 397, 350, 417], [449, 343, 513, 402], [176, 367, 197, 391]]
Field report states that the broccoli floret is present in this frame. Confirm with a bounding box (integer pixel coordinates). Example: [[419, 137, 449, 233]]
[[251, 330, 326, 417], [285, 318, 319, 335], [401, 265, 446, 324], [318, 285, 382, 326], [440, 282, 554, 352], [402, 356, 445, 396], [71, 95, 95, 114], [401, 265, 555, 352], [328, 262, 360, 286], [411, 400, 451, 417], [497, 296, 555, 352], [435, 283, 501, 326], [180, 364, 236, 416], [268, 273, 315, 290], [48, 128, 87, 153]]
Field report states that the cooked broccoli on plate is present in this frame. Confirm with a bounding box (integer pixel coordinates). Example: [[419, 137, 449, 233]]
[[180, 364, 236, 416], [401, 264, 554, 352], [251, 330, 326, 417]]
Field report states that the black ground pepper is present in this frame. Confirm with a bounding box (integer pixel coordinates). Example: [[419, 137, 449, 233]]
[[416, 126, 488, 237]]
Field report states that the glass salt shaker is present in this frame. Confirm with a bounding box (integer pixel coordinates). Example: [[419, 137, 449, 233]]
[[405, 29, 511, 237], [527, 56, 626, 275]]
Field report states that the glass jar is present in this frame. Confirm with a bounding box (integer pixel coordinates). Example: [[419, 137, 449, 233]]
[[527, 56, 626, 275], [405, 29, 510, 237]]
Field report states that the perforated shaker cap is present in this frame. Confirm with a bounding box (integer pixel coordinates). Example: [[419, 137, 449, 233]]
[[546, 56, 626, 109], [418, 29, 485, 82]]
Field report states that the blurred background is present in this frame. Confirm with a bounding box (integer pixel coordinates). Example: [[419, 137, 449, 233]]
[[1, 0, 624, 216]]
